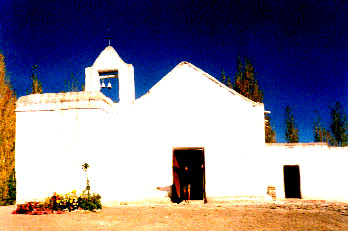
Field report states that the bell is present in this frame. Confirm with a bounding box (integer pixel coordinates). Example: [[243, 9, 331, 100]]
[[101, 81, 106, 88], [107, 82, 112, 89]]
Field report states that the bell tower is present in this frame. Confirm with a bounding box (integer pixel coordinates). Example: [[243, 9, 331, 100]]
[[84, 46, 135, 104]]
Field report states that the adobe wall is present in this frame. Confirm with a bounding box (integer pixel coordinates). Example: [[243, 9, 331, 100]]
[[265, 143, 348, 202], [16, 93, 348, 204], [132, 63, 268, 202], [14, 91, 167, 205], [15, 92, 117, 203]]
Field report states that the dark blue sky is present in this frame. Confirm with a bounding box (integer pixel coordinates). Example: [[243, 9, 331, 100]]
[[1, 0, 347, 143]]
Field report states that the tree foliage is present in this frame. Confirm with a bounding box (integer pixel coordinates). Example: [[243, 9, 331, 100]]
[[329, 101, 348, 146], [63, 72, 80, 92], [221, 69, 232, 88], [265, 114, 276, 143], [232, 56, 263, 103], [0, 54, 16, 204], [31, 65, 42, 94], [220, 56, 263, 102], [285, 106, 299, 143], [313, 111, 335, 145], [221, 56, 275, 143]]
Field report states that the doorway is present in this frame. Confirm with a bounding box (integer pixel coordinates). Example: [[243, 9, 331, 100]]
[[283, 165, 301, 199], [172, 148, 206, 203]]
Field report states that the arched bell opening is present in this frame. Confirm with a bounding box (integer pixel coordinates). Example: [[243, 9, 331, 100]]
[[99, 70, 120, 103]]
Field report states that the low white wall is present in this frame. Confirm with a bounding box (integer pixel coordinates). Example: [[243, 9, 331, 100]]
[[266, 143, 348, 202], [15, 92, 116, 203]]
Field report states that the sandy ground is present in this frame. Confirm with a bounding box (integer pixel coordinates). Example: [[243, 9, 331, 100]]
[[1, 200, 348, 231]]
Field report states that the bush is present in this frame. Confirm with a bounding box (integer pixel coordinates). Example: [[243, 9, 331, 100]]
[[77, 193, 102, 211], [0, 169, 16, 206], [12, 163, 102, 215], [12, 202, 52, 215], [12, 190, 102, 215]]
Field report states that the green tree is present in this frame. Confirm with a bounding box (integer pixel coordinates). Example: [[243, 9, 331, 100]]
[[265, 114, 276, 143], [233, 56, 263, 103], [221, 69, 226, 86], [233, 56, 244, 94], [6, 169, 16, 204], [313, 111, 335, 145], [0, 54, 16, 205], [285, 106, 299, 143], [31, 65, 42, 94], [330, 101, 348, 146], [221, 69, 232, 88], [82, 163, 90, 197], [221, 56, 275, 142], [64, 72, 79, 92], [235, 56, 273, 142]]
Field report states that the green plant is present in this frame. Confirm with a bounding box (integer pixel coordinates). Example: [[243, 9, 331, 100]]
[[12, 201, 53, 215], [77, 193, 102, 211], [82, 163, 90, 194], [13, 163, 102, 215], [12, 190, 102, 215], [80, 163, 102, 211]]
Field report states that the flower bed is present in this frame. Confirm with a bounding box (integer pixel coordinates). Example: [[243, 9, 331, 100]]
[[12, 190, 102, 215]]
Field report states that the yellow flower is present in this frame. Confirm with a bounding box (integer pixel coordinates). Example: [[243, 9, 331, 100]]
[[56, 200, 60, 203]]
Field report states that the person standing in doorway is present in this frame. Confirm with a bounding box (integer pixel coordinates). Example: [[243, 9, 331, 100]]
[[183, 166, 191, 203]]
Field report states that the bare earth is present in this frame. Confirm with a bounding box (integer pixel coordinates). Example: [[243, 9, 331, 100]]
[[1, 200, 348, 231]]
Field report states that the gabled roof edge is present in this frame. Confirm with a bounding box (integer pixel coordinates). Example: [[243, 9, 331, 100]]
[[144, 61, 263, 106]]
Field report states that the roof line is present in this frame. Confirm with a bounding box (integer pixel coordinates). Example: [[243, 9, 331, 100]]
[[145, 61, 262, 106], [183, 62, 262, 105]]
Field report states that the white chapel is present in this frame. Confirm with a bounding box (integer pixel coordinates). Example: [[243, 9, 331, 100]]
[[15, 46, 348, 205]]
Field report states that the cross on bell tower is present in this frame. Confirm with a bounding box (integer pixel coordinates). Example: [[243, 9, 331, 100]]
[[105, 28, 111, 46]]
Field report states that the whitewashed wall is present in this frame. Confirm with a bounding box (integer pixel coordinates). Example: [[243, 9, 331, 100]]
[[133, 62, 267, 201], [15, 62, 267, 204], [266, 143, 348, 201], [15, 92, 116, 203], [16, 47, 348, 205]]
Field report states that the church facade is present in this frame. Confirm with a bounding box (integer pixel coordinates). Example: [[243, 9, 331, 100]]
[[15, 46, 348, 205]]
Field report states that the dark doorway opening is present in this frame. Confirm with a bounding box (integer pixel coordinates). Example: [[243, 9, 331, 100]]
[[172, 148, 206, 203], [283, 165, 301, 199]]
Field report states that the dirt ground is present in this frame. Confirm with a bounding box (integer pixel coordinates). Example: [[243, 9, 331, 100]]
[[1, 200, 348, 231]]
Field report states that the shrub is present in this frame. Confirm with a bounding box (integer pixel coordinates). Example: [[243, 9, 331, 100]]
[[13, 163, 102, 215], [12, 190, 102, 215], [78, 193, 102, 211], [12, 201, 52, 215]]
